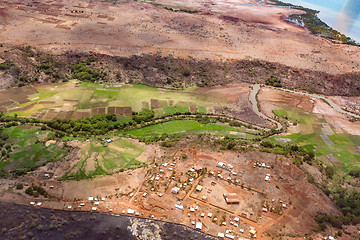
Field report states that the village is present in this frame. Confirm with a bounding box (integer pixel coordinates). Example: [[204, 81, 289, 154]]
[[21, 148, 295, 240]]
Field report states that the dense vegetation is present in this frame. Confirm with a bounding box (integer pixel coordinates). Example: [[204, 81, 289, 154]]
[[70, 61, 103, 82], [265, 76, 282, 87], [47, 114, 118, 136], [132, 109, 155, 123], [1, 47, 360, 96], [316, 187, 360, 230]]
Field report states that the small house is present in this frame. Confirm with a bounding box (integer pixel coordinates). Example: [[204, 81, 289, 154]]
[[218, 233, 225, 238], [196, 185, 203, 192], [175, 203, 184, 210], [194, 165, 202, 171], [223, 193, 240, 204], [171, 187, 180, 194], [195, 222, 202, 230]]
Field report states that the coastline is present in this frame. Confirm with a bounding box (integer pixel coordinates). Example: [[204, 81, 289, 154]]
[[264, 0, 359, 46]]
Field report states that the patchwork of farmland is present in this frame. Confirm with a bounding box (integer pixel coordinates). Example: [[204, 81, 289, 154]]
[[60, 138, 148, 180], [270, 107, 360, 174], [0, 126, 68, 172], [0, 81, 229, 120]]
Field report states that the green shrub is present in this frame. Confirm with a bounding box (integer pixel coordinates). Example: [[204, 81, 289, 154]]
[[265, 77, 282, 87], [25, 187, 33, 196]]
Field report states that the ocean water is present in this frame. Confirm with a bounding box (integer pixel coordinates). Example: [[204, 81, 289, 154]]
[[281, 0, 360, 43]]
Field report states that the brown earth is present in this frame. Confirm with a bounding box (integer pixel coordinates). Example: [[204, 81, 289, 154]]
[[257, 87, 360, 135], [0, 0, 359, 76], [0, 138, 348, 239]]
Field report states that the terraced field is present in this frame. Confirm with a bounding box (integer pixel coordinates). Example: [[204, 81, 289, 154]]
[[60, 138, 147, 180], [0, 126, 68, 172]]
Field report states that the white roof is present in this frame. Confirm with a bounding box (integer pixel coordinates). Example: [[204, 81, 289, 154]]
[[225, 234, 234, 239], [201, 213, 205, 217], [80, 203, 85, 206], [234, 217, 239, 222], [94, 202, 99, 205], [30, 202, 35, 205], [195, 222, 202, 230], [239, 229, 244, 233], [88, 197, 94, 201], [218, 232, 225, 238], [68, 206, 72, 209], [208, 212, 213, 217], [92, 207, 97, 211], [127, 209, 135, 214], [175, 204, 184, 210], [190, 207, 195, 212], [217, 162, 224, 166], [37, 202, 42, 206], [101, 197, 105, 201]]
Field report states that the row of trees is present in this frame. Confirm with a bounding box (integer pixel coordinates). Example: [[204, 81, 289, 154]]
[[260, 140, 315, 164]]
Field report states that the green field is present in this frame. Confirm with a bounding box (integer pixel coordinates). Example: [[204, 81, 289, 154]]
[[60, 138, 146, 180], [5, 80, 223, 119], [125, 120, 255, 139], [271, 107, 360, 172], [0, 126, 68, 171]]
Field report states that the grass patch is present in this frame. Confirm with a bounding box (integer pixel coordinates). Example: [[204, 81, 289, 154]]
[[125, 120, 246, 138], [92, 90, 118, 101]]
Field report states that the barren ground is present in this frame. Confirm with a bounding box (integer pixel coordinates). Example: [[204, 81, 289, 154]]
[[0, 0, 359, 74]]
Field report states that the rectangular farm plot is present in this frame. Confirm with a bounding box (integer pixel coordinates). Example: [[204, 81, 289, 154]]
[[164, 106, 177, 114], [91, 108, 106, 116], [151, 99, 160, 109], [113, 107, 132, 117], [142, 102, 150, 110], [175, 106, 189, 113], [73, 111, 91, 120], [107, 106, 116, 114], [92, 90, 118, 101]]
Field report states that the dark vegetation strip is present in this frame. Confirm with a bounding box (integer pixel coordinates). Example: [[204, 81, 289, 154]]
[[1, 47, 360, 96]]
